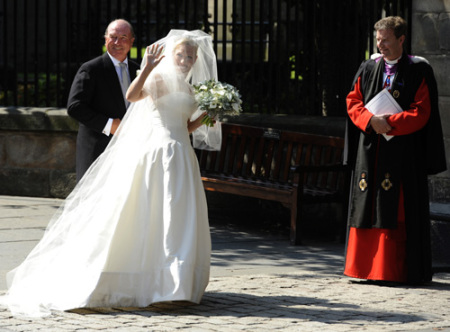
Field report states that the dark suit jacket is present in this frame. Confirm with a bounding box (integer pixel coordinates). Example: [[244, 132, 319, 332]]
[[67, 53, 140, 181]]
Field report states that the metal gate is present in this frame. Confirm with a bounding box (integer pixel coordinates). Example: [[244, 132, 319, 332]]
[[0, 0, 411, 115]]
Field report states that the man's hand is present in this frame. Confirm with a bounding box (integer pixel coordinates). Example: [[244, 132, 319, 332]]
[[370, 114, 392, 134], [111, 118, 121, 135]]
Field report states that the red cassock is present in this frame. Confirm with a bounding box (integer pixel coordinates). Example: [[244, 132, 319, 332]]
[[344, 76, 431, 282]]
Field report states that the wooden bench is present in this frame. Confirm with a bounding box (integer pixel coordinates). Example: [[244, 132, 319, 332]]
[[194, 122, 349, 245]]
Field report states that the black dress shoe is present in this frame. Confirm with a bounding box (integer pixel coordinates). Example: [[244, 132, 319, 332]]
[[348, 279, 403, 287]]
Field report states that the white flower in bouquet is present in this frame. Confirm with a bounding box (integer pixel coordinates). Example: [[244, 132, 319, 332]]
[[193, 79, 243, 127]]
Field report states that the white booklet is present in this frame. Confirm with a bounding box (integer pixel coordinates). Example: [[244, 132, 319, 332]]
[[365, 88, 403, 140]]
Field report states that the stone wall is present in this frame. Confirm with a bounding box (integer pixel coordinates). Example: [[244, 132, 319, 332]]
[[0, 108, 78, 198], [412, 0, 450, 203], [0, 107, 347, 198]]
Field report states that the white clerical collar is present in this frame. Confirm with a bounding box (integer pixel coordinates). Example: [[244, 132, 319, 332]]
[[385, 55, 402, 65]]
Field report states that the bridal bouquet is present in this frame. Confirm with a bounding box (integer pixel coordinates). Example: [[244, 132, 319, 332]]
[[193, 79, 243, 127]]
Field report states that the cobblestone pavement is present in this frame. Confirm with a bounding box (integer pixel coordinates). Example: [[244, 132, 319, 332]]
[[1, 195, 450, 331]]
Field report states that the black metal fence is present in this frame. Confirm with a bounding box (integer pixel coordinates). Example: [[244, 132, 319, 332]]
[[0, 0, 411, 116]]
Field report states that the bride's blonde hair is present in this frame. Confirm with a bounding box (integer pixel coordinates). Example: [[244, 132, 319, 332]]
[[173, 37, 199, 53]]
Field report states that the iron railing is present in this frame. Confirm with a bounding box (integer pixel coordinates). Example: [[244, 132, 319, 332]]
[[0, 0, 411, 116]]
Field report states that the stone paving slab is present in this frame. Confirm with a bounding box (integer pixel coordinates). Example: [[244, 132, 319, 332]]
[[0, 195, 450, 331]]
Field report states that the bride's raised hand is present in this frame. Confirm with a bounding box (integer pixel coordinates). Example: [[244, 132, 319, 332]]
[[144, 44, 165, 71], [127, 44, 165, 102]]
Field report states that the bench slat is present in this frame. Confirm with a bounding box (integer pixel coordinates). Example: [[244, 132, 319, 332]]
[[254, 136, 265, 178], [245, 137, 258, 177], [201, 176, 295, 204]]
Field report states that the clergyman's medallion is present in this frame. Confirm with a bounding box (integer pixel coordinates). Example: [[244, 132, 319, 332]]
[[381, 173, 393, 191], [359, 173, 368, 192]]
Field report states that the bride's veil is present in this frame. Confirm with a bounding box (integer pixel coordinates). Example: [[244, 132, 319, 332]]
[[1, 29, 219, 317], [141, 29, 221, 150]]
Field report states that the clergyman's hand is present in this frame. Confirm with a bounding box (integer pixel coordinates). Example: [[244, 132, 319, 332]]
[[370, 114, 392, 134]]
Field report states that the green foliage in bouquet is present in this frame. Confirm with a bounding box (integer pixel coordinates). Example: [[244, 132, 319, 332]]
[[193, 79, 243, 127]]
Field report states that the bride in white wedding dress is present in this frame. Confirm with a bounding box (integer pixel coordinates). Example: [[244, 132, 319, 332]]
[[1, 30, 218, 317]]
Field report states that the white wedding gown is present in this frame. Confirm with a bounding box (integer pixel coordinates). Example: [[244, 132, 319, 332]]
[[2, 91, 211, 317]]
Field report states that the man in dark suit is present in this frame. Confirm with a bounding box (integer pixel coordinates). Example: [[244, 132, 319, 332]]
[[67, 19, 140, 181]]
